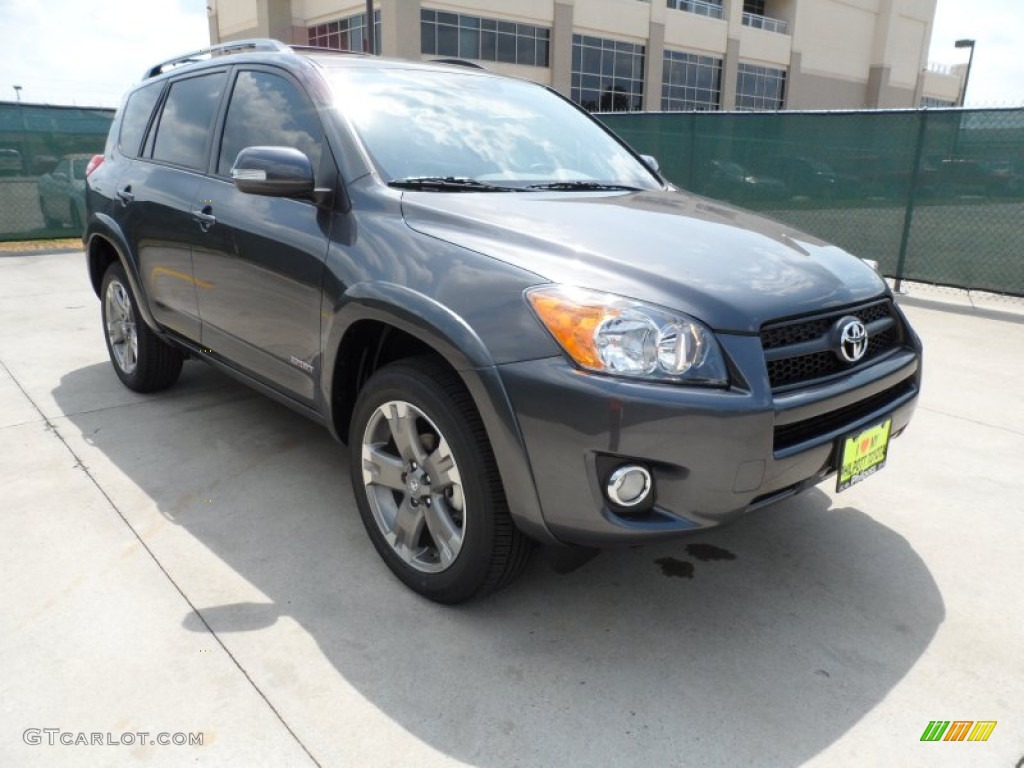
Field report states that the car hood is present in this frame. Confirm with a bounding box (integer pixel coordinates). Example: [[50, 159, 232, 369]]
[[400, 188, 888, 333]]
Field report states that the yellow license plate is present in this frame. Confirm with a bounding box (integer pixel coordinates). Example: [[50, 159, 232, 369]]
[[837, 418, 892, 492]]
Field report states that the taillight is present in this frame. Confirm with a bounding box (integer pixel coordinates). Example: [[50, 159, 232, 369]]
[[85, 154, 104, 178]]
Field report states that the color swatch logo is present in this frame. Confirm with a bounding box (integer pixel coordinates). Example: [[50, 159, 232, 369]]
[[920, 721, 997, 742]]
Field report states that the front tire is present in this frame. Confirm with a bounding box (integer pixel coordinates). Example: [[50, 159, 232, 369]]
[[349, 357, 531, 603], [100, 262, 183, 392]]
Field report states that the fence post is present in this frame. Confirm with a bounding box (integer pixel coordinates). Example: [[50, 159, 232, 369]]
[[894, 110, 928, 293], [687, 112, 699, 190]]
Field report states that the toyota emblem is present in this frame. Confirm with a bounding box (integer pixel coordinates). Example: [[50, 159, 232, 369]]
[[837, 318, 868, 362]]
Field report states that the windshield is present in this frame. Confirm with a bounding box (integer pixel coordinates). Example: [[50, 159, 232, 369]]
[[325, 66, 661, 191]]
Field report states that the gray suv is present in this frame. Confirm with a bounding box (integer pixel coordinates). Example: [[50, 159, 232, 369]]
[[84, 40, 922, 603]]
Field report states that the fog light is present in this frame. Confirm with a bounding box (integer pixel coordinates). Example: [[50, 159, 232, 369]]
[[606, 465, 653, 508]]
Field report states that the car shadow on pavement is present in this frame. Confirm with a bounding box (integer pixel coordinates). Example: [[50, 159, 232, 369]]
[[54, 361, 944, 767]]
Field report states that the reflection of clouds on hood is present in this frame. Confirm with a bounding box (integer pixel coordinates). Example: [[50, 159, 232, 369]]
[[328, 68, 657, 186]]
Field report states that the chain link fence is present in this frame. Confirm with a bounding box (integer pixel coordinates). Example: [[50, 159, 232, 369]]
[[601, 108, 1024, 297], [0, 102, 113, 241]]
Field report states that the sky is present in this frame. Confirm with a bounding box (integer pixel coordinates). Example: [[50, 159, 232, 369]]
[[0, 0, 210, 107], [0, 0, 1021, 108], [929, 0, 1024, 106]]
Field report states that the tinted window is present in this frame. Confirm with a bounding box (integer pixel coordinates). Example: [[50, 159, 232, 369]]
[[217, 71, 323, 176], [118, 81, 163, 158], [152, 72, 227, 170]]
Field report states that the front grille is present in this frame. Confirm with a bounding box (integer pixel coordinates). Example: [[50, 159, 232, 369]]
[[761, 300, 903, 389], [773, 378, 916, 452]]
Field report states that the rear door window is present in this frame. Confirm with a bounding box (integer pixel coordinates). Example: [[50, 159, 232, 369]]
[[151, 72, 228, 171]]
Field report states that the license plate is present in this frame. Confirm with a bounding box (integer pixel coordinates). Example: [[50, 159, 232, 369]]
[[837, 418, 892, 492]]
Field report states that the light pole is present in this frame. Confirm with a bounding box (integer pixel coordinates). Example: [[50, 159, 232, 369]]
[[13, 85, 28, 175], [954, 39, 975, 107]]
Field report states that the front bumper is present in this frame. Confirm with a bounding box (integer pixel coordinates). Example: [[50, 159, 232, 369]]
[[497, 331, 921, 547]]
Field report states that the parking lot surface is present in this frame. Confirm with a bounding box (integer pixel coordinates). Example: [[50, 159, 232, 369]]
[[1, 251, 1022, 767]]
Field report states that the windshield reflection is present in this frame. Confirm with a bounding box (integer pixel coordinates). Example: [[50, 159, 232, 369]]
[[324, 66, 661, 190]]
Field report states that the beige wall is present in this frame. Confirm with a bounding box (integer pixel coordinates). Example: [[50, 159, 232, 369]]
[[213, 0, 259, 37], [795, 0, 875, 82], [663, 10, 727, 56], [572, 0, 648, 41], [211, 0, 953, 111], [921, 69, 961, 104], [429, 0, 554, 24]]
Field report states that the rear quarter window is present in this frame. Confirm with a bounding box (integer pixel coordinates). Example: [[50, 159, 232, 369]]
[[118, 81, 164, 158]]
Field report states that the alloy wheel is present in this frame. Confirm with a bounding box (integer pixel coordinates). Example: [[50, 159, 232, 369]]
[[361, 400, 466, 573], [104, 279, 138, 375]]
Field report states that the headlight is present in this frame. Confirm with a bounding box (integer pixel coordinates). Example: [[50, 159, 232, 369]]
[[526, 285, 728, 385]]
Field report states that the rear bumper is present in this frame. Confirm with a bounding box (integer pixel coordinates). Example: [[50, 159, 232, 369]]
[[497, 331, 921, 547]]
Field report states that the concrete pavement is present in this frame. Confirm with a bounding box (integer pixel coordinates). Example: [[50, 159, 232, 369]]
[[1, 251, 1021, 767]]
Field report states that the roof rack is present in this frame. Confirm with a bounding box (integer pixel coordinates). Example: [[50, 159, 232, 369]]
[[430, 58, 487, 70], [288, 44, 367, 57], [142, 38, 292, 79]]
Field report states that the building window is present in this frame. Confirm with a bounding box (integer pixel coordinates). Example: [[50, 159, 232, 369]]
[[921, 96, 955, 108], [308, 10, 381, 54], [571, 34, 645, 112], [420, 9, 550, 67], [735, 63, 786, 110], [666, 0, 724, 21], [662, 50, 721, 111]]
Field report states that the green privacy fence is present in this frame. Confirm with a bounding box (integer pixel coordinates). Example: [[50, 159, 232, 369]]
[[600, 108, 1024, 297], [4, 100, 1023, 297], [0, 102, 114, 240]]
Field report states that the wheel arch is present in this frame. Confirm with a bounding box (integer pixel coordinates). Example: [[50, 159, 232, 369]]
[[85, 215, 160, 332], [323, 283, 555, 544]]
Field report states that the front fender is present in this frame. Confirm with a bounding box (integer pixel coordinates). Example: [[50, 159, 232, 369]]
[[322, 282, 558, 545]]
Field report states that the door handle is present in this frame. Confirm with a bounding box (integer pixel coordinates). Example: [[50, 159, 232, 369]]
[[191, 205, 217, 232], [116, 184, 134, 204]]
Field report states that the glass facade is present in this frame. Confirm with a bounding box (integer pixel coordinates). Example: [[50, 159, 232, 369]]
[[308, 11, 381, 54], [662, 50, 722, 111], [735, 63, 786, 110], [420, 9, 550, 67], [921, 96, 956, 108], [571, 34, 646, 112]]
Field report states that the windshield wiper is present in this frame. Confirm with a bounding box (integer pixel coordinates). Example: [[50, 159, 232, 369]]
[[388, 176, 521, 192], [526, 181, 643, 192]]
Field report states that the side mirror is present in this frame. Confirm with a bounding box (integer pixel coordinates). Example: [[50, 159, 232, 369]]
[[231, 146, 316, 199], [641, 154, 661, 174]]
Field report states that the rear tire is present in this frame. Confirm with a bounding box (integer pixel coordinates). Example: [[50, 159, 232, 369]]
[[100, 262, 183, 393], [349, 356, 532, 603]]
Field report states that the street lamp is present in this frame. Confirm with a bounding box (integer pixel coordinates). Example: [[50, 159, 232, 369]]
[[13, 85, 28, 175], [954, 39, 975, 107]]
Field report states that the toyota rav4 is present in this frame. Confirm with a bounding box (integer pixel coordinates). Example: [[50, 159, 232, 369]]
[[84, 40, 922, 603]]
